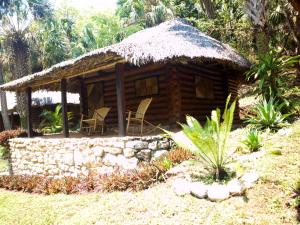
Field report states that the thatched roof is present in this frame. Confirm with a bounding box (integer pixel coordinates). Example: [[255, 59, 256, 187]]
[[0, 19, 250, 92]]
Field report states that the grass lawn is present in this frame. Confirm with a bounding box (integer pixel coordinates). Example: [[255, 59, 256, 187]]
[[0, 121, 300, 225]]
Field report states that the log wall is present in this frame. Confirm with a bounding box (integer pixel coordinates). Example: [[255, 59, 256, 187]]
[[84, 62, 241, 128], [102, 64, 169, 126]]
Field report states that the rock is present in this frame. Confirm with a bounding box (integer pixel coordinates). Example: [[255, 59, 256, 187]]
[[123, 148, 135, 158], [91, 146, 104, 157], [104, 147, 122, 155], [190, 182, 208, 199], [227, 179, 244, 196], [136, 149, 151, 161], [165, 165, 187, 176], [241, 172, 259, 188], [102, 154, 118, 167], [152, 150, 168, 159], [116, 155, 138, 170], [125, 141, 148, 150], [63, 153, 74, 165], [158, 141, 170, 149], [207, 184, 230, 202], [172, 178, 191, 196], [148, 141, 158, 150], [277, 128, 292, 136]]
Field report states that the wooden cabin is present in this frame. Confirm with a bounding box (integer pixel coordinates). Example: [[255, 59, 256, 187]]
[[0, 19, 250, 137]]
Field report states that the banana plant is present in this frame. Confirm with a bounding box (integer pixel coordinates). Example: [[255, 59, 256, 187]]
[[40, 105, 73, 134]]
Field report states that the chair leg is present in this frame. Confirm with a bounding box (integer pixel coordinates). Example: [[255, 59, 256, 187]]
[[140, 121, 143, 135], [101, 124, 104, 134]]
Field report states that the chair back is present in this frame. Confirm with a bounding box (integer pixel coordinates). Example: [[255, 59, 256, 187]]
[[135, 98, 152, 119], [93, 107, 111, 121]]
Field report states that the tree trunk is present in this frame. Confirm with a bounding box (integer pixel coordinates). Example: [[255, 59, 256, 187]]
[[289, 0, 300, 12], [7, 35, 31, 128], [285, 7, 300, 86], [0, 62, 11, 130], [200, 0, 216, 19], [254, 25, 269, 57]]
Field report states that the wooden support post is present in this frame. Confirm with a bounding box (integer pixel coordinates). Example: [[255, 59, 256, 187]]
[[166, 64, 181, 127], [115, 64, 126, 136], [61, 79, 69, 138], [26, 87, 33, 138], [79, 78, 88, 115]]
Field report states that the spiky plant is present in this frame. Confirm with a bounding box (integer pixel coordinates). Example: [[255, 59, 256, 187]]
[[242, 129, 262, 152], [246, 53, 300, 103], [246, 98, 290, 131], [165, 95, 236, 180]]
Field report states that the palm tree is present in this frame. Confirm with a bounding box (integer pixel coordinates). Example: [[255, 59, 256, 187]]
[[284, 1, 300, 86], [117, 0, 174, 27], [0, 0, 52, 127], [245, 0, 269, 56], [0, 39, 11, 130]]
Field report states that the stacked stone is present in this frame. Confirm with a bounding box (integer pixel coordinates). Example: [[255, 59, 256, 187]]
[[9, 136, 173, 178]]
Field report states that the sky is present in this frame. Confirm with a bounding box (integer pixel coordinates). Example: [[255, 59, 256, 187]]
[[53, 0, 117, 12]]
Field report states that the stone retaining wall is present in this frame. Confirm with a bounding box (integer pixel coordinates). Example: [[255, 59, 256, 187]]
[[9, 136, 173, 178]]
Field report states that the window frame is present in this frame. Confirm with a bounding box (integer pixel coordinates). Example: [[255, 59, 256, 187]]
[[195, 76, 215, 99], [135, 75, 160, 97]]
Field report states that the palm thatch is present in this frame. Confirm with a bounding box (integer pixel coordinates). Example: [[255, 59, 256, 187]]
[[0, 19, 250, 92]]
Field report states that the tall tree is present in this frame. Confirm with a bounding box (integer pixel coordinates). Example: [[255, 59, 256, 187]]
[[0, 42, 11, 130], [245, 0, 269, 56], [117, 0, 174, 27], [0, 0, 52, 127]]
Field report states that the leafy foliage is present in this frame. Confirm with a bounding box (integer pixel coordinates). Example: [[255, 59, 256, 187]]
[[0, 129, 24, 146], [40, 105, 73, 134], [246, 53, 300, 102], [242, 129, 262, 152], [0, 148, 193, 194], [165, 95, 236, 180], [246, 98, 290, 131], [0, 146, 8, 159]]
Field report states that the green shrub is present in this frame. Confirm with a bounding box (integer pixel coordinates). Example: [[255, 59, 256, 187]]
[[246, 98, 290, 131], [40, 105, 73, 134], [246, 53, 300, 104], [242, 129, 262, 152], [0, 146, 8, 159], [160, 157, 173, 170], [165, 95, 236, 181]]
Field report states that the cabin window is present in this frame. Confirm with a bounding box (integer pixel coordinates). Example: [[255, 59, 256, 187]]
[[135, 76, 159, 97], [195, 76, 214, 99]]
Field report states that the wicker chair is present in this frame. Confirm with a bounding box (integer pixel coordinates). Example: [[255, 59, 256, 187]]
[[126, 98, 160, 135], [80, 107, 110, 135]]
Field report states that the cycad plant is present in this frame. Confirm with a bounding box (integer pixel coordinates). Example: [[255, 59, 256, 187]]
[[40, 105, 73, 134], [242, 129, 262, 152], [246, 98, 290, 131], [165, 95, 236, 180]]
